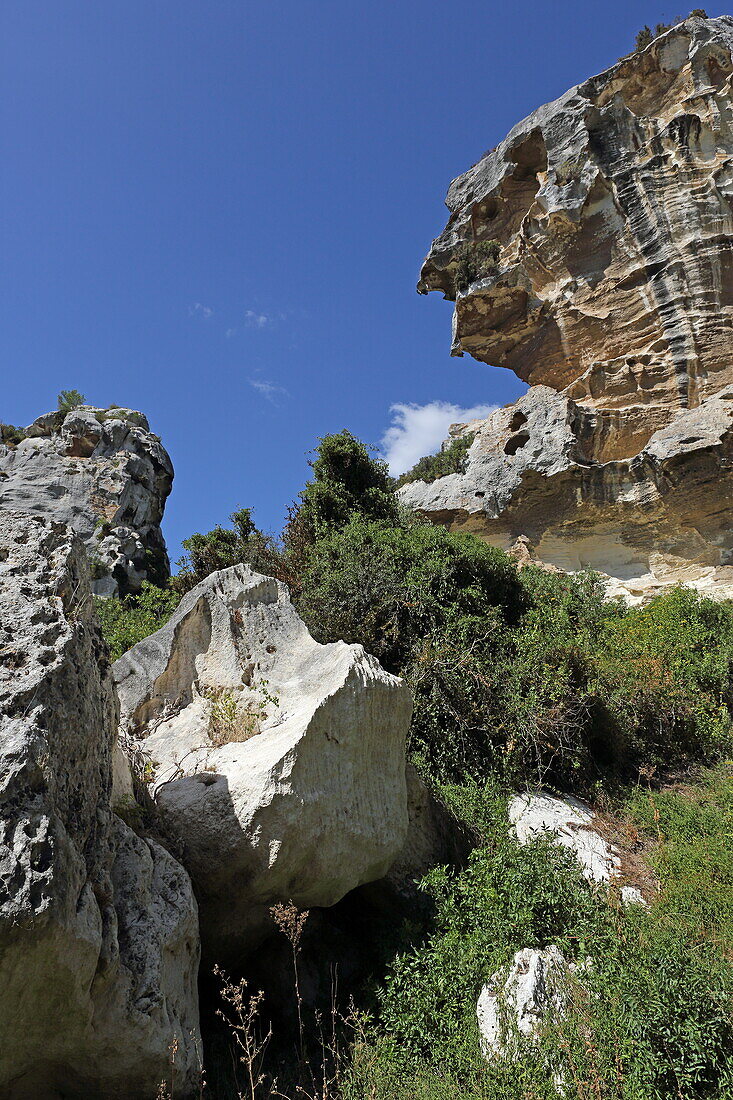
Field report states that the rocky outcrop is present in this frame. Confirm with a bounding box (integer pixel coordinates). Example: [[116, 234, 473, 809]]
[[477, 946, 571, 1059], [410, 16, 733, 601], [399, 384, 733, 602], [0, 406, 173, 596], [0, 512, 200, 1100], [113, 564, 413, 961]]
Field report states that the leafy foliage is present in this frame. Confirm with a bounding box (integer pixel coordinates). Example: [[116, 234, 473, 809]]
[[396, 432, 476, 487], [294, 429, 398, 540], [57, 389, 86, 414], [0, 423, 28, 447], [454, 240, 501, 293], [342, 770, 733, 1100], [172, 507, 282, 595], [94, 581, 180, 661]]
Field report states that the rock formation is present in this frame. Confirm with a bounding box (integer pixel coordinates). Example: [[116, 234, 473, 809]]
[[408, 14, 733, 601], [477, 946, 571, 1059], [510, 790, 646, 905], [0, 406, 173, 596], [113, 564, 413, 961], [0, 512, 200, 1099]]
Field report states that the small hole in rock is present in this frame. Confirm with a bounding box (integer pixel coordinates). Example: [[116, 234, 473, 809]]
[[504, 432, 531, 456]]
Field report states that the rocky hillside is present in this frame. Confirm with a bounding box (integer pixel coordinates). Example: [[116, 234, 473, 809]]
[[0, 405, 173, 596], [404, 14, 733, 602]]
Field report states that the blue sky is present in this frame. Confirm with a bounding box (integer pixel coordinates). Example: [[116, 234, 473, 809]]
[[2, 0, 690, 563]]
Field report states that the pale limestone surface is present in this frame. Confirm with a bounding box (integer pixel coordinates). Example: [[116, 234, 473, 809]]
[[477, 946, 569, 1058], [113, 564, 413, 961], [0, 512, 200, 1100], [399, 384, 733, 602], [419, 16, 733, 412], [0, 407, 173, 596], [509, 790, 647, 905]]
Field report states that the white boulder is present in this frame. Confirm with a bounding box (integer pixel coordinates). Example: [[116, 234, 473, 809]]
[[113, 564, 412, 959], [509, 791, 647, 905], [477, 946, 569, 1058]]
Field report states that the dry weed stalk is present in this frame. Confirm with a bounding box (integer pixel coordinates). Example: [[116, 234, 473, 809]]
[[270, 903, 309, 1055], [215, 964, 274, 1100]]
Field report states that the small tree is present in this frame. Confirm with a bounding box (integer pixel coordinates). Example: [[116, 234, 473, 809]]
[[291, 429, 399, 543], [57, 389, 86, 414], [172, 507, 281, 594]]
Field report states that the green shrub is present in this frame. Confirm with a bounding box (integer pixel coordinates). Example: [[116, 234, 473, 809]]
[[172, 507, 281, 595], [297, 515, 526, 779], [94, 581, 180, 661], [57, 389, 86, 414], [295, 429, 398, 540], [589, 587, 733, 772], [0, 423, 28, 447], [396, 432, 476, 487], [454, 240, 501, 293], [343, 770, 733, 1100]]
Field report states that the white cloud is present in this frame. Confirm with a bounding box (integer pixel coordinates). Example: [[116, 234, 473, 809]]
[[225, 327, 238, 338], [189, 302, 213, 319], [248, 378, 290, 405], [245, 309, 270, 328], [381, 401, 496, 476]]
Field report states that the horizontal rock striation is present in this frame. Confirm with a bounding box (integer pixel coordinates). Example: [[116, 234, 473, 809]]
[[0, 406, 173, 596], [409, 16, 733, 600], [418, 15, 733, 413], [0, 513, 200, 1100]]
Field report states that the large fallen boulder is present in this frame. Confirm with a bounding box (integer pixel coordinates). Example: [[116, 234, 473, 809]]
[[0, 512, 200, 1100], [0, 405, 173, 596], [113, 564, 413, 961]]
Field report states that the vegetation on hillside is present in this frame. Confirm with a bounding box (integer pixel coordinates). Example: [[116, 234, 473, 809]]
[[453, 240, 501, 293], [94, 581, 180, 662], [57, 388, 86, 414], [95, 429, 733, 1098]]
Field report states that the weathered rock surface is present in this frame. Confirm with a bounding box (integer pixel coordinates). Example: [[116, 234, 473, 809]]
[[419, 15, 733, 409], [399, 384, 733, 601], [477, 946, 570, 1058], [410, 16, 733, 601], [0, 406, 173, 596], [113, 564, 413, 961], [510, 790, 647, 904], [365, 764, 473, 908], [0, 512, 200, 1100]]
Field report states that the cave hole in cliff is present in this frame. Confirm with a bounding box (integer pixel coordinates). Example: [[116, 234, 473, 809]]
[[508, 129, 547, 182], [504, 431, 531, 456], [509, 410, 528, 433]]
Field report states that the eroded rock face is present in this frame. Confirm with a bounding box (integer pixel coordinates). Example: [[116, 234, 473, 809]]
[[0, 407, 173, 596], [398, 384, 733, 602], [419, 15, 733, 411], [409, 16, 733, 601], [0, 512, 200, 1100], [113, 564, 412, 961]]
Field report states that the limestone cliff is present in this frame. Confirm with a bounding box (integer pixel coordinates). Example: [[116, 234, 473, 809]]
[[407, 14, 733, 600], [0, 406, 173, 596], [0, 512, 199, 1099]]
